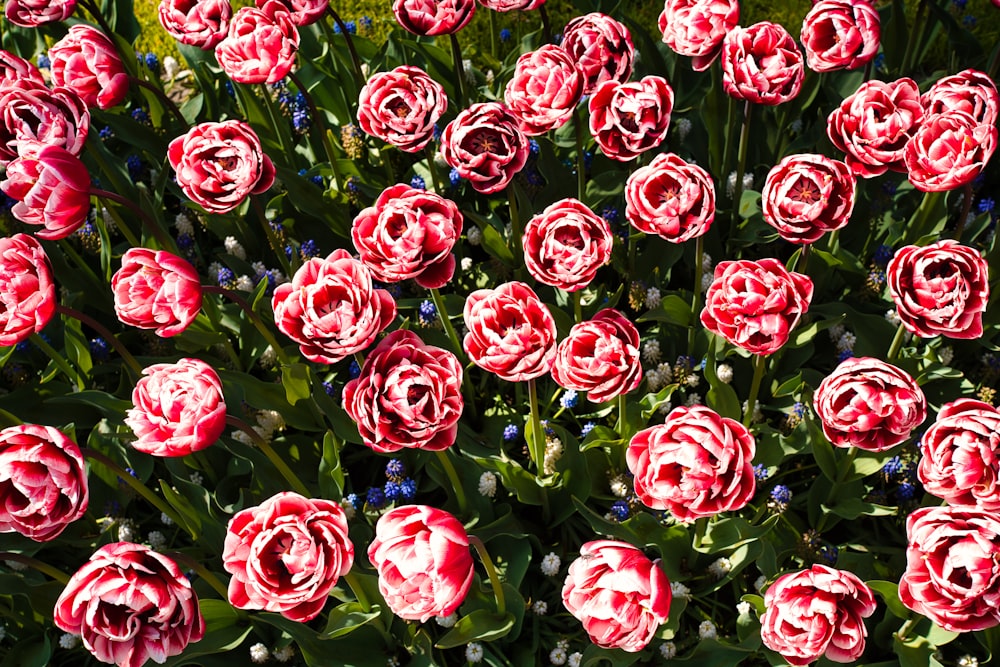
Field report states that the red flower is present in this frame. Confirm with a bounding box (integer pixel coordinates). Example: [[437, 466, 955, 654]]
[[0, 80, 89, 165], [922, 68, 999, 127], [887, 240, 989, 339], [827, 77, 924, 178], [625, 152, 715, 242], [562, 540, 671, 652], [49, 25, 129, 110], [0, 48, 45, 85], [761, 153, 856, 244], [124, 358, 227, 457], [215, 1, 299, 84], [813, 357, 927, 452], [343, 330, 463, 453], [4, 0, 76, 27], [111, 247, 203, 337], [479, 0, 544, 11], [904, 110, 997, 192], [0, 233, 56, 347], [552, 308, 642, 403], [0, 145, 91, 240], [627, 405, 756, 522], [368, 505, 474, 621], [352, 183, 462, 289], [439, 102, 528, 194], [919, 399, 1000, 510], [899, 506, 1000, 632], [0, 424, 88, 541], [589, 75, 674, 162], [522, 198, 613, 291], [158, 0, 232, 50], [167, 120, 275, 214], [54, 543, 205, 667], [392, 0, 475, 36], [357, 66, 447, 153], [503, 45, 584, 136], [700, 258, 813, 355], [800, 0, 880, 73], [561, 13, 634, 94], [272, 249, 397, 364], [761, 565, 877, 665], [256, 0, 327, 26], [463, 281, 557, 382], [658, 0, 738, 71], [721, 22, 804, 105], [223, 492, 354, 621]]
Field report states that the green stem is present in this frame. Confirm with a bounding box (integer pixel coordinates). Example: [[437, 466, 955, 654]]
[[0, 552, 69, 585], [252, 196, 292, 277], [688, 234, 704, 357], [435, 450, 469, 516], [343, 571, 372, 612], [82, 448, 191, 537], [469, 536, 506, 616], [201, 285, 291, 365], [731, 101, 753, 228], [574, 105, 587, 201], [450, 33, 466, 110], [324, 5, 366, 88], [887, 322, 908, 361], [954, 183, 974, 241], [425, 145, 444, 193], [904, 190, 944, 246], [90, 188, 174, 251], [817, 446, 858, 532], [527, 378, 546, 476], [31, 333, 85, 389], [77, 0, 115, 40], [573, 291, 583, 323], [616, 392, 628, 438], [227, 416, 312, 497], [796, 244, 811, 275], [896, 615, 918, 643], [166, 551, 230, 599], [55, 304, 142, 375], [429, 287, 478, 422], [287, 70, 341, 171], [743, 354, 766, 428]]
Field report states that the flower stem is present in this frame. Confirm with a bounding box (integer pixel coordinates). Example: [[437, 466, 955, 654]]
[[287, 70, 341, 171], [90, 188, 174, 251], [55, 304, 142, 376], [731, 101, 753, 228], [77, 0, 115, 39], [449, 33, 466, 110], [688, 234, 704, 357], [324, 5, 365, 88], [896, 615, 918, 643], [252, 196, 292, 277], [226, 416, 311, 497], [954, 182, 974, 241], [527, 378, 546, 476], [574, 105, 587, 201], [425, 145, 444, 193], [469, 536, 506, 616], [887, 322, 908, 361], [573, 291, 583, 323], [435, 450, 469, 516], [743, 354, 766, 428], [796, 244, 812, 275], [430, 287, 478, 421], [201, 285, 290, 365], [30, 333, 85, 389], [0, 552, 69, 585]]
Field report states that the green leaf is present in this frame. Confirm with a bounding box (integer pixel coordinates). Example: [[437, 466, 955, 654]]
[[161, 600, 253, 666], [47, 390, 131, 418], [435, 610, 515, 648], [318, 431, 344, 499], [704, 352, 740, 421], [867, 580, 910, 619], [637, 295, 692, 327], [480, 224, 515, 265], [159, 480, 202, 538], [807, 415, 838, 481], [281, 362, 312, 405], [823, 496, 897, 520], [694, 516, 779, 555], [580, 644, 641, 667], [321, 601, 382, 639], [0, 635, 50, 667]]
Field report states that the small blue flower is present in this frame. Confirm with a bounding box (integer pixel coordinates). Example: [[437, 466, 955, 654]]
[[882, 456, 903, 481], [385, 459, 406, 480], [345, 493, 359, 509], [819, 544, 838, 565], [963, 14, 976, 27], [583, 151, 593, 170], [410, 175, 426, 190], [552, 33, 563, 45], [528, 139, 540, 157], [874, 53, 886, 71], [366, 486, 386, 509], [873, 244, 894, 266], [284, 245, 294, 259], [216, 267, 236, 287], [99, 126, 113, 140], [753, 464, 769, 482], [37, 54, 50, 69], [300, 239, 320, 258], [610, 500, 630, 522], [503, 424, 520, 442], [419, 299, 437, 324], [145, 52, 160, 73], [499, 28, 512, 42], [322, 381, 336, 396], [837, 349, 854, 363], [580, 422, 595, 438], [792, 402, 806, 418], [896, 482, 917, 501], [383, 481, 401, 501], [360, 16, 373, 28], [979, 197, 995, 214], [449, 168, 461, 188], [176, 233, 195, 252], [400, 478, 417, 500], [126, 155, 142, 180], [348, 360, 361, 379], [90, 337, 110, 363], [525, 168, 544, 186], [14, 340, 30, 354], [600, 207, 619, 223], [224, 80, 235, 98], [770, 485, 792, 505], [345, 20, 357, 34], [560, 390, 578, 409]]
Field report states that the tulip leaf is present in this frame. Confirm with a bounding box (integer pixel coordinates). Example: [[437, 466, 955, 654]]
[[637, 295, 692, 327], [0, 634, 50, 667], [822, 496, 897, 520], [580, 644, 642, 667], [434, 609, 515, 649], [318, 431, 345, 499], [321, 601, 382, 639], [281, 362, 312, 406], [159, 480, 202, 539], [161, 601, 253, 666], [694, 516, 779, 555], [867, 580, 910, 620], [704, 352, 740, 422], [806, 414, 838, 481]]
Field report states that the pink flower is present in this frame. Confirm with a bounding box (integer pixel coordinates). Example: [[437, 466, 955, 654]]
[[272, 249, 397, 364], [0, 49, 45, 85], [522, 198, 613, 291], [0, 80, 90, 165], [463, 281, 557, 382], [343, 330, 463, 453], [54, 543, 205, 667], [124, 358, 227, 457], [0, 145, 91, 240], [111, 247, 203, 337], [167, 120, 275, 214], [561, 12, 635, 94], [761, 153, 856, 245], [904, 110, 997, 192], [439, 102, 528, 194], [589, 75, 674, 162], [700, 258, 813, 355], [625, 152, 715, 243], [158, 0, 232, 50], [827, 78, 924, 178], [357, 65, 448, 153], [223, 492, 354, 622], [0, 233, 56, 347], [919, 399, 1000, 510], [722, 22, 804, 105], [552, 308, 641, 404], [257, 0, 327, 26], [392, 0, 475, 36], [367, 505, 474, 621], [899, 506, 1000, 632], [761, 565, 877, 666], [4, 0, 76, 27], [887, 240, 989, 339], [479, 0, 544, 11], [561, 540, 671, 652], [215, 1, 299, 84], [503, 45, 584, 136], [627, 405, 756, 521], [813, 357, 926, 452], [658, 0, 739, 71], [922, 69, 999, 127], [0, 424, 87, 541], [49, 25, 129, 110], [351, 183, 462, 288], [800, 0, 880, 73]]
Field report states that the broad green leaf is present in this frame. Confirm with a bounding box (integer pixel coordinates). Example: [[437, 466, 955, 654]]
[[435, 609, 515, 648], [867, 580, 910, 619], [281, 362, 312, 405], [321, 601, 382, 639]]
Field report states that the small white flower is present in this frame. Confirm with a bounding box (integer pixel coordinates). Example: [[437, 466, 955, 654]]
[[742, 400, 763, 423], [436, 613, 458, 628], [939, 346, 954, 366], [273, 645, 295, 663], [701, 273, 713, 293], [645, 369, 663, 392], [609, 475, 630, 498], [754, 575, 768, 592], [208, 262, 223, 281], [189, 472, 204, 485], [5, 559, 26, 571], [387, 658, 400, 667], [726, 171, 738, 199], [467, 227, 483, 246], [836, 331, 856, 353], [162, 56, 180, 81], [698, 619, 718, 640], [684, 392, 701, 407], [147, 531, 166, 550], [175, 212, 195, 236], [657, 400, 674, 416], [257, 410, 285, 434], [478, 471, 498, 498], [686, 373, 700, 388], [236, 275, 255, 292], [259, 345, 278, 368], [549, 647, 568, 665], [224, 236, 247, 259], [789, 118, 803, 134], [736, 601, 752, 616], [465, 642, 484, 663], [659, 641, 677, 659], [828, 324, 846, 341], [958, 656, 979, 667], [231, 429, 254, 447], [461, 257, 474, 271], [252, 260, 268, 276], [656, 362, 673, 384], [708, 557, 731, 579], [532, 600, 548, 615], [742, 172, 754, 190], [884, 309, 901, 325], [462, 59, 475, 84], [541, 552, 561, 576], [702, 252, 713, 271], [118, 520, 137, 543], [556, 639, 569, 650], [670, 581, 691, 600], [250, 643, 269, 664], [59, 632, 79, 649], [717, 364, 733, 384], [341, 497, 356, 520], [676, 117, 692, 142], [567, 652, 582, 667], [642, 339, 661, 364], [645, 287, 662, 310]]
